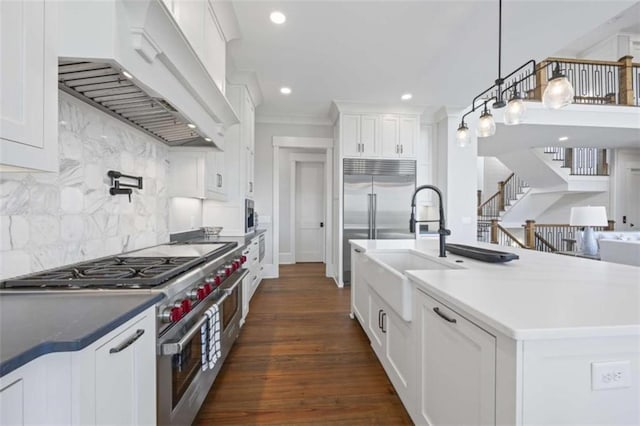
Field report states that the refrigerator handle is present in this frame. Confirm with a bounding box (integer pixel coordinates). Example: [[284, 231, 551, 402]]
[[367, 193, 373, 239], [372, 193, 378, 239]]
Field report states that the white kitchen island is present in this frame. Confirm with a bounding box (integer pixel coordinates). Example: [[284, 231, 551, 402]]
[[349, 239, 640, 426]]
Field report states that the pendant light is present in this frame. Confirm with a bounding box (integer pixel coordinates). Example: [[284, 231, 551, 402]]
[[542, 63, 575, 109], [504, 85, 526, 125], [477, 104, 496, 138], [456, 122, 470, 147], [454, 0, 575, 145]]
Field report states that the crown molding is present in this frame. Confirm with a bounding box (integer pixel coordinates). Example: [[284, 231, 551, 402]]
[[332, 100, 426, 116], [255, 112, 333, 126], [227, 70, 264, 107]]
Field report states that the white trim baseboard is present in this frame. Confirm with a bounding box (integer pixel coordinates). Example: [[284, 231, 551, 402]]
[[279, 252, 294, 264]]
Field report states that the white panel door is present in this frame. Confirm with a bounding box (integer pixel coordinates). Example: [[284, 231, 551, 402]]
[[295, 162, 325, 262], [622, 166, 640, 230]]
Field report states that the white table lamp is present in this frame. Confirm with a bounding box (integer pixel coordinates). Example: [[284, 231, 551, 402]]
[[569, 206, 608, 256]]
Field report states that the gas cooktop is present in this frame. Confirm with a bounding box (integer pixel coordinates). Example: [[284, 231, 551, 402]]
[[1, 241, 238, 290]]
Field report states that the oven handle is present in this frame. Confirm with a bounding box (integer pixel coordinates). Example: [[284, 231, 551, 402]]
[[160, 270, 247, 356]]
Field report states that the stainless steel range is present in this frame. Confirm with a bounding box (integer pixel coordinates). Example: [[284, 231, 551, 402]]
[[0, 241, 248, 425]]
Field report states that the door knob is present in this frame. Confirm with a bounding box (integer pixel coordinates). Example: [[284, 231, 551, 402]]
[[320, 222, 324, 228]]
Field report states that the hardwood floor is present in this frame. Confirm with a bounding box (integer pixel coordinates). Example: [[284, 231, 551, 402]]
[[194, 263, 412, 425]]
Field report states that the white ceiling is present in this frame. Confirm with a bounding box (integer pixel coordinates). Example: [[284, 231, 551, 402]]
[[228, 0, 638, 123]]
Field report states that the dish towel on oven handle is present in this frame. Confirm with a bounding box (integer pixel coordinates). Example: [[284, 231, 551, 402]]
[[200, 305, 222, 371]]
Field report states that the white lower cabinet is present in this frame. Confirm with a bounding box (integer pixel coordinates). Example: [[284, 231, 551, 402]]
[[367, 288, 414, 404], [415, 288, 496, 426], [71, 307, 156, 425], [350, 248, 368, 325], [0, 353, 71, 425]]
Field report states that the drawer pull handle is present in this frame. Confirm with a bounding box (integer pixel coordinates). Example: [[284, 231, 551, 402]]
[[354, 248, 362, 253], [110, 329, 145, 354], [433, 307, 457, 323]]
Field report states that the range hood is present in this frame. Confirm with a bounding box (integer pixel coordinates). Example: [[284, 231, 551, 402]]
[[57, 0, 239, 148]]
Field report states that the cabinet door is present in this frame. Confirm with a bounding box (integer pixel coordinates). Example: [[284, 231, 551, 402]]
[[385, 308, 412, 399], [417, 290, 496, 426], [0, 0, 57, 172], [94, 313, 156, 425], [341, 114, 361, 157], [367, 289, 386, 354], [381, 115, 400, 158], [215, 151, 226, 196], [351, 249, 368, 325], [205, 151, 218, 196], [360, 115, 379, 157], [399, 116, 417, 158], [245, 148, 255, 198], [169, 151, 204, 198]]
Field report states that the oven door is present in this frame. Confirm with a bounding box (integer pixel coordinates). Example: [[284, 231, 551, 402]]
[[157, 269, 247, 425]]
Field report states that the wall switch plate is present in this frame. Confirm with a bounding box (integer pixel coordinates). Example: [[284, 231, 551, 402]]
[[591, 360, 632, 390]]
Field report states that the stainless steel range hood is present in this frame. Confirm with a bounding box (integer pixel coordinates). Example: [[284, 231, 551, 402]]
[[58, 0, 239, 149], [59, 61, 217, 147]]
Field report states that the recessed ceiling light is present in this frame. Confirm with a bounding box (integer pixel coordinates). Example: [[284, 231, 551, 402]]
[[280, 87, 292, 95], [270, 11, 286, 24], [558, 136, 569, 141], [401, 93, 412, 101], [122, 70, 133, 79], [187, 123, 197, 129]]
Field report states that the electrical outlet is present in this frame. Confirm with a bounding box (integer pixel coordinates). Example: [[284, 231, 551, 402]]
[[591, 360, 632, 390]]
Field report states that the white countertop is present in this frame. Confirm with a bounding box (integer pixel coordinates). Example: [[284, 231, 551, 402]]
[[350, 239, 640, 340]]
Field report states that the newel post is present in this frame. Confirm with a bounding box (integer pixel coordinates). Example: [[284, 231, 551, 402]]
[[533, 61, 549, 101], [618, 55, 634, 106], [498, 181, 506, 211], [490, 219, 499, 244], [524, 220, 536, 249], [607, 220, 615, 231], [477, 190, 482, 215]]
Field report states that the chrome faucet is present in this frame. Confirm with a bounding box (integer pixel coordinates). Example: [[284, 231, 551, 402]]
[[410, 185, 451, 257]]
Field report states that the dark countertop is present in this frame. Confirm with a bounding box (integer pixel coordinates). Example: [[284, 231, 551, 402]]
[[0, 292, 163, 377]]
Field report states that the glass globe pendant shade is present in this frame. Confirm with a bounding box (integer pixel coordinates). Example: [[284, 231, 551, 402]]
[[543, 67, 574, 109], [504, 97, 526, 125], [456, 123, 470, 147], [477, 110, 496, 138]]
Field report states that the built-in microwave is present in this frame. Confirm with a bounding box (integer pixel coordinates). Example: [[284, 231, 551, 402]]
[[245, 199, 255, 233]]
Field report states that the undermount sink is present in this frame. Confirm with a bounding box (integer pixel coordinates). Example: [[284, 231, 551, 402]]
[[362, 250, 461, 321]]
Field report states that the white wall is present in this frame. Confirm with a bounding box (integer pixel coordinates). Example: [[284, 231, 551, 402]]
[[535, 192, 610, 224], [0, 92, 170, 280], [169, 197, 203, 232], [480, 157, 513, 202], [254, 122, 333, 265], [433, 111, 478, 243]]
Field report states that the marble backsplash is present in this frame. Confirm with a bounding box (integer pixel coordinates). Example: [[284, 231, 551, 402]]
[[0, 92, 170, 280]]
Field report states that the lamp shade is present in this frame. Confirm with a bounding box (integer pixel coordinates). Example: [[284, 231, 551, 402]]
[[569, 206, 608, 227], [456, 123, 470, 147], [542, 74, 574, 109], [477, 110, 496, 137]]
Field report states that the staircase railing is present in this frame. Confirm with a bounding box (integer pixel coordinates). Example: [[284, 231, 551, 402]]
[[536, 57, 638, 106], [544, 147, 609, 176], [477, 173, 528, 220], [523, 220, 615, 252], [488, 219, 527, 248]]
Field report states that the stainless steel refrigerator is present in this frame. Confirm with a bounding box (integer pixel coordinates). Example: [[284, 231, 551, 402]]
[[343, 159, 416, 283]]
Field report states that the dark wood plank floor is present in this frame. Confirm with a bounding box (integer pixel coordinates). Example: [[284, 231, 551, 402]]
[[194, 263, 412, 425]]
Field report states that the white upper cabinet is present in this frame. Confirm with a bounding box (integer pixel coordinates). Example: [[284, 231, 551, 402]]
[[0, 0, 58, 172], [341, 114, 379, 158], [398, 116, 418, 158], [381, 114, 417, 158], [169, 148, 227, 200], [165, 0, 226, 93]]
